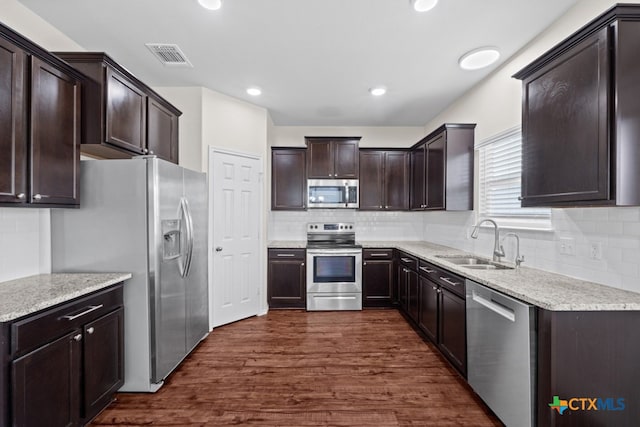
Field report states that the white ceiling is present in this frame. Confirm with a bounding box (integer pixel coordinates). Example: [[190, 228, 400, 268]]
[[19, 0, 577, 126]]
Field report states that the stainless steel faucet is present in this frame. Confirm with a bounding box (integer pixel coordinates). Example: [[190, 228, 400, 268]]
[[471, 219, 505, 262], [501, 232, 525, 268]]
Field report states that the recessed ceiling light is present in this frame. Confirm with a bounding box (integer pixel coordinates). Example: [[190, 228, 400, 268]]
[[369, 87, 387, 96], [198, 0, 222, 11], [458, 47, 500, 70], [247, 87, 262, 96], [412, 0, 438, 12]]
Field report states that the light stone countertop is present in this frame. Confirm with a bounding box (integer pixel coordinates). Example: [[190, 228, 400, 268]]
[[268, 240, 307, 249], [0, 273, 132, 322], [268, 240, 640, 311]]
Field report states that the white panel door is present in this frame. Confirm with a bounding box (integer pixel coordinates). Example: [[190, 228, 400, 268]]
[[210, 149, 262, 328]]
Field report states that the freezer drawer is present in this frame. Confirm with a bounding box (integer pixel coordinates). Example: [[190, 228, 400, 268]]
[[307, 293, 362, 311]]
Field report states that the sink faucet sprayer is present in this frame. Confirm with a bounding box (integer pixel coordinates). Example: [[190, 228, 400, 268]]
[[501, 232, 525, 268], [471, 219, 505, 262]]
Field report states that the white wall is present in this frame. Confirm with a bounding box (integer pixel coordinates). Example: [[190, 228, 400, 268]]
[[153, 87, 204, 172], [202, 87, 269, 162], [270, 126, 424, 148], [420, 0, 640, 293], [0, 0, 83, 282]]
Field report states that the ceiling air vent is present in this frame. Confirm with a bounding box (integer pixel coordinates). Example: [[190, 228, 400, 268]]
[[145, 43, 193, 67]]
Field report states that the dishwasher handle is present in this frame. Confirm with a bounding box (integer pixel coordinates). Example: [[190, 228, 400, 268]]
[[472, 291, 516, 322]]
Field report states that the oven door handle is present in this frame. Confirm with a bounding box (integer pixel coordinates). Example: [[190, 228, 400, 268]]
[[307, 249, 362, 256]]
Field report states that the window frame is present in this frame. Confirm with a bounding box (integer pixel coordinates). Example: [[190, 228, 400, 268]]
[[476, 126, 552, 231]]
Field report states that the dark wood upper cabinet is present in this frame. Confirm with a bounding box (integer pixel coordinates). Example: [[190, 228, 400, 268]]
[[0, 35, 27, 205], [30, 57, 80, 206], [105, 67, 146, 155], [410, 124, 475, 211], [306, 137, 360, 179], [147, 95, 179, 164], [514, 5, 640, 207], [0, 22, 82, 208], [54, 52, 181, 163], [359, 150, 408, 210], [271, 148, 307, 210]]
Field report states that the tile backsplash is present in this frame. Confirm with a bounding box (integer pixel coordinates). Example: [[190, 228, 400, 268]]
[[269, 210, 424, 241], [269, 207, 640, 294], [0, 208, 51, 283]]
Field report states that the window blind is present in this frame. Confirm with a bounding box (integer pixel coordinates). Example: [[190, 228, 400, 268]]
[[478, 127, 551, 222]]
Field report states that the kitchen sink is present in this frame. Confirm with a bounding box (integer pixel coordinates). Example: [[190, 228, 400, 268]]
[[460, 264, 513, 270], [435, 255, 514, 270], [436, 255, 492, 265]]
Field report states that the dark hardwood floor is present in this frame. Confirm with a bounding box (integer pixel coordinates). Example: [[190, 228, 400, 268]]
[[91, 310, 501, 426]]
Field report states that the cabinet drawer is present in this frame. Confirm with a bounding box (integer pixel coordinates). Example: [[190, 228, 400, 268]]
[[11, 284, 123, 357], [363, 248, 393, 260], [417, 259, 442, 280], [268, 248, 306, 260], [397, 252, 417, 270]]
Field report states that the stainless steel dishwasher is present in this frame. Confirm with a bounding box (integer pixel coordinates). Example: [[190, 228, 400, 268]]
[[466, 279, 536, 427]]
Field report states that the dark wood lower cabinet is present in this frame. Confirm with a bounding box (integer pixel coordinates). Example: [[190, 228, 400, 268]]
[[537, 309, 640, 427], [362, 249, 394, 308], [418, 276, 438, 342], [396, 252, 419, 322], [1, 284, 124, 427], [415, 261, 466, 377], [268, 249, 306, 309], [438, 287, 466, 376], [12, 330, 81, 427], [83, 308, 124, 421]]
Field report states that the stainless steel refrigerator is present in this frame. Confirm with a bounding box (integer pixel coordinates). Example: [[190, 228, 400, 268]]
[[51, 157, 209, 392]]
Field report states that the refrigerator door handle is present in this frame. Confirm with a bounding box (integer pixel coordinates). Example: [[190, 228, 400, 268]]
[[178, 198, 195, 278]]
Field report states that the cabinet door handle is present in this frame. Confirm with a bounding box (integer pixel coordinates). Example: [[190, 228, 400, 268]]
[[363, 262, 367, 266], [33, 194, 43, 200], [400, 258, 412, 263], [432, 286, 438, 291], [16, 193, 25, 200], [86, 327, 95, 334], [440, 277, 460, 287], [73, 334, 83, 342], [276, 253, 295, 257], [419, 266, 435, 273], [369, 253, 389, 257], [301, 262, 305, 266], [61, 304, 103, 321]]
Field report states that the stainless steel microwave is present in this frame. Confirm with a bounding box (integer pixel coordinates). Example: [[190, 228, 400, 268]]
[[307, 179, 358, 208]]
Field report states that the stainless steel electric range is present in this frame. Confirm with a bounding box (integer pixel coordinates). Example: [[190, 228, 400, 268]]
[[306, 222, 362, 311]]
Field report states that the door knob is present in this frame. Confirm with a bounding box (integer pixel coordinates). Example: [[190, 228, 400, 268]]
[[215, 247, 223, 252]]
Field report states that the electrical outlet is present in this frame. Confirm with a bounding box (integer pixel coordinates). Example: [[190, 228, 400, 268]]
[[589, 242, 603, 260], [558, 237, 575, 256]]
